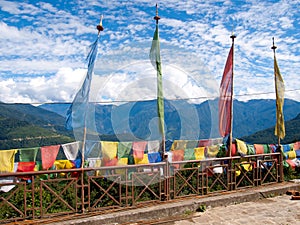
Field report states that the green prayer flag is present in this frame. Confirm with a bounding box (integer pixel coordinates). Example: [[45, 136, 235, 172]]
[[150, 23, 165, 137], [19, 147, 39, 162], [117, 142, 132, 159], [184, 148, 196, 160], [246, 144, 255, 155], [263, 144, 271, 154]]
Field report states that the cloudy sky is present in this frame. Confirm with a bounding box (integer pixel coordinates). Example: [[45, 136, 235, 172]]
[[0, 0, 299, 105]]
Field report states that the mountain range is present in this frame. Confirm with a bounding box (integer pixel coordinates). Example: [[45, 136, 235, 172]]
[[0, 98, 299, 150], [40, 98, 300, 142]]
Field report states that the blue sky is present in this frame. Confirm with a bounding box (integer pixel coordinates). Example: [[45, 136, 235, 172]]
[[0, 0, 299, 104]]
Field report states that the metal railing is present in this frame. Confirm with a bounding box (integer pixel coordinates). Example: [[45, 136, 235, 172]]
[[0, 152, 282, 224]]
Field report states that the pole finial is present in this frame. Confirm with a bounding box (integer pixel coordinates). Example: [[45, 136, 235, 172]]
[[97, 15, 104, 35], [230, 33, 236, 45], [230, 33, 236, 41], [271, 37, 277, 52], [154, 3, 160, 24]]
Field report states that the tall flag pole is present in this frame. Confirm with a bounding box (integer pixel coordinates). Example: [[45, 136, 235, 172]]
[[219, 34, 236, 157], [65, 16, 104, 168], [272, 37, 285, 145], [150, 4, 165, 156]]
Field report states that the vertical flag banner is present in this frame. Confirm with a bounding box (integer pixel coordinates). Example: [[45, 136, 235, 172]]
[[65, 37, 99, 131], [150, 23, 165, 137], [219, 46, 233, 137], [274, 55, 285, 139]]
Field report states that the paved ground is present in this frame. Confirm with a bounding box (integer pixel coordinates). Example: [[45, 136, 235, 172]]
[[51, 182, 300, 225], [172, 194, 300, 225]]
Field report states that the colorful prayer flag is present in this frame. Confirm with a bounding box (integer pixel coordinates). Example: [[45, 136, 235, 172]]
[[274, 55, 285, 139], [219, 46, 233, 137]]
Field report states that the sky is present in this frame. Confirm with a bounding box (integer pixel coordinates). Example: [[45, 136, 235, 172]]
[[0, 0, 299, 105]]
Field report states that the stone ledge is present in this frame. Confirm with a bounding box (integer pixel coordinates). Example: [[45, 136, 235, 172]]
[[51, 182, 300, 225]]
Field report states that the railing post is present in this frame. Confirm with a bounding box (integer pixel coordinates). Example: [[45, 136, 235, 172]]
[[277, 147, 284, 183], [164, 159, 170, 201], [228, 158, 233, 191]]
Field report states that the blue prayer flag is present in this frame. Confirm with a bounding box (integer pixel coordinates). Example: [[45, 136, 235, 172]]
[[65, 37, 99, 130]]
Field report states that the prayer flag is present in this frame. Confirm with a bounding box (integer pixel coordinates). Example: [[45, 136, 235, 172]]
[[148, 152, 162, 163], [171, 140, 187, 150], [41, 145, 60, 170], [117, 142, 132, 158], [194, 147, 205, 160], [65, 37, 99, 130], [54, 160, 74, 169], [184, 148, 196, 160], [132, 141, 147, 159], [17, 161, 36, 172], [19, 147, 39, 162], [274, 55, 285, 139], [236, 139, 248, 156], [147, 140, 160, 153], [101, 141, 118, 160], [150, 23, 165, 137], [219, 46, 233, 137], [62, 141, 81, 160], [134, 154, 149, 165], [0, 149, 17, 172]]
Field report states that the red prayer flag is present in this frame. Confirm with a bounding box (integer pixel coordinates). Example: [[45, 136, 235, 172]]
[[132, 141, 147, 159], [219, 46, 233, 137], [17, 162, 36, 172], [17, 162, 36, 180], [41, 145, 60, 170]]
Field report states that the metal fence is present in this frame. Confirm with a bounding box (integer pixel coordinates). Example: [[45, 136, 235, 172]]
[[0, 152, 282, 224]]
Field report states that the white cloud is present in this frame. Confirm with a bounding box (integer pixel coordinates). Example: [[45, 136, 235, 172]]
[[0, 0, 299, 105], [0, 67, 86, 103], [0, 0, 41, 15]]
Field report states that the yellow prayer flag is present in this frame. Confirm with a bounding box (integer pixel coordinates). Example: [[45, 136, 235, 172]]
[[0, 149, 17, 172], [54, 160, 74, 169], [236, 139, 248, 155], [274, 55, 285, 139], [194, 147, 205, 160], [287, 151, 296, 160], [206, 145, 219, 157], [115, 158, 128, 175], [171, 140, 187, 150], [134, 154, 149, 165], [101, 141, 118, 160]]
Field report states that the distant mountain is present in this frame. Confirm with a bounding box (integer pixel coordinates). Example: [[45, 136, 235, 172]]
[[39, 103, 70, 117], [242, 113, 300, 144], [0, 102, 70, 134], [0, 98, 299, 150], [231, 99, 300, 137], [40, 98, 300, 141], [0, 102, 74, 149]]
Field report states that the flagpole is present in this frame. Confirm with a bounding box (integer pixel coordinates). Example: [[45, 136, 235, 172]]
[[272, 37, 284, 183], [153, 4, 166, 157], [80, 16, 104, 169], [271, 37, 280, 146], [229, 34, 236, 158]]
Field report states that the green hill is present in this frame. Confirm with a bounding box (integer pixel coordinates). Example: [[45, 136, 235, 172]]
[[241, 113, 300, 144], [0, 103, 74, 149]]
